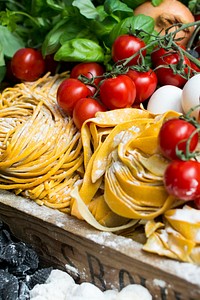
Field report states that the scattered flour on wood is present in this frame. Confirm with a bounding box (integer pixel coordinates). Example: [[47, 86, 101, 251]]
[[65, 264, 79, 277], [86, 232, 200, 287], [153, 279, 167, 288], [86, 231, 135, 250]]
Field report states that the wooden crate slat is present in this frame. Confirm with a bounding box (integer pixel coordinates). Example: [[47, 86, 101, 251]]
[[0, 190, 199, 300]]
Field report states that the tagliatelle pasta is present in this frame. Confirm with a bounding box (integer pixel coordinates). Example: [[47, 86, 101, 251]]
[[143, 205, 200, 264], [71, 109, 183, 221], [1, 73, 200, 264], [0, 72, 83, 212]]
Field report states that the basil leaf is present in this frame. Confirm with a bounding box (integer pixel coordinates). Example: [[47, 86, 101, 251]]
[[109, 15, 155, 46], [122, 0, 146, 9], [96, 5, 108, 22], [46, 0, 70, 11], [187, 0, 199, 14], [54, 38, 104, 62], [90, 16, 118, 42], [0, 43, 6, 83], [42, 19, 70, 56], [60, 21, 97, 44], [0, 43, 5, 66], [0, 25, 24, 58], [133, 14, 155, 34], [73, 0, 100, 19], [104, 0, 133, 14], [152, 0, 163, 6]]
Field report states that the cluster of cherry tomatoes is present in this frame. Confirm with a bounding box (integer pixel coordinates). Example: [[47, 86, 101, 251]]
[[159, 117, 200, 209], [6, 30, 200, 209], [56, 33, 199, 128], [9, 32, 200, 131], [56, 35, 155, 128]]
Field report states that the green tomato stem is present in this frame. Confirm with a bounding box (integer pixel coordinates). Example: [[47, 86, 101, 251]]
[[116, 20, 200, 71]]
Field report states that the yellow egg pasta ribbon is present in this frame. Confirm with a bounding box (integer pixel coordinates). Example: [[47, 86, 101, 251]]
[[0, 74, 186, 234], [143, 205, 200, 264], [71, 108, 182, 227], [71, 109, 154, 226], [0, 73, 83, 211]]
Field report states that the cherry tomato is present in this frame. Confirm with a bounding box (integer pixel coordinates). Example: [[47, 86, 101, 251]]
[[151, 46, 169, 67], [11, 48, 45, 82], [112, 34, 146, 66], [99, 75, 136, 110], [155, 52, 191, 87], [151, 45, 186, 67], [190, 59, 200, 74], [159, 118, 198, 160], [126, 69, 157, 103], [73, 98, 106, 129], [164, 160, 200, 201], [57, 78, 91, 115], [70, 62, 104, 85]]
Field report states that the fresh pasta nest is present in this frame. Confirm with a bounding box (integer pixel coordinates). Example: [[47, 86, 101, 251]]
[[0, 72, 83, 213], [0, 73, 199, 265]]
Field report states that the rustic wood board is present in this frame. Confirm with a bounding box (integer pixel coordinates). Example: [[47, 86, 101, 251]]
[[0, 189, 199, 300]]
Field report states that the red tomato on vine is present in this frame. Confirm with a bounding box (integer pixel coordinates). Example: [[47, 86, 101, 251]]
[[70, 62, 104, 85], [73, 98, 106, 129], [155, 52, 191, 87], [99, 75, 136, 110], [127, 69, 157, 103], [164, 160, 200, 201], [57, 78, 91, 115], [112, 34, 146, 66], [159, 118, 198, 160]]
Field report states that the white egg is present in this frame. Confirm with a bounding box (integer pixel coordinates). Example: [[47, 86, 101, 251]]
[[147, 85, 183, 114], [181, 74, 200, 120]]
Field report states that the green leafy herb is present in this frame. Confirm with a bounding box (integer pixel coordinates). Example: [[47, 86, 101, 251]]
[[0, 25, 25, 58], [109, 15, 155, 46], [54, 38, 105, 62], [73, 0, 100, 19], [121, 0, 147, 9], [104, 0, 133, 15], [0, 0, 195, 84], [152, 0, 163, 6]]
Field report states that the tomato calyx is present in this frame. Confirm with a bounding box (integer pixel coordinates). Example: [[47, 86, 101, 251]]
[[76, 73, 100, 91]]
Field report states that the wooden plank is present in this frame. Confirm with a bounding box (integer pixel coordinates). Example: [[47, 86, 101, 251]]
[[0, 189, 199, 300]]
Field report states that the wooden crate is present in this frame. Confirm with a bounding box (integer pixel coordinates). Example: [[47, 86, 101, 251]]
[[0, 189, 199, 300]]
